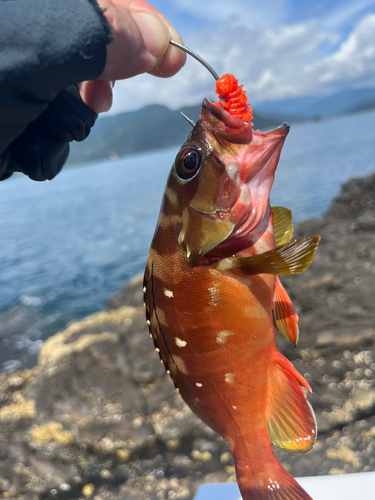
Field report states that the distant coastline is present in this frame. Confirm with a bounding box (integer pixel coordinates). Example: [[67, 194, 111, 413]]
[[68, 87, 375, 166]]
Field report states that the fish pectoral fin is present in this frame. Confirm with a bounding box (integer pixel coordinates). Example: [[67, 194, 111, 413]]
[[273, 276, 299, 346], [266, 351, 317, 453], [216, 236, 320, 275], [272, 206, 293, 246]]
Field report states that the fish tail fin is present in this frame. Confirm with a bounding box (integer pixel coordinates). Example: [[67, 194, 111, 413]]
[[235, 451, 313, 500], [265, 465, 314, 500]]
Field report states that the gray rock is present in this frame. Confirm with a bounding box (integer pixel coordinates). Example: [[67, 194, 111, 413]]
[[1, 172, 375, 498]]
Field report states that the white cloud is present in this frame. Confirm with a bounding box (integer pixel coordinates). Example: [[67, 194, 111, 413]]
[[323, 0, 375, 29], [109, 11, 375, 115], [310, 14, 375, 84], [174, 0, 289, 28]]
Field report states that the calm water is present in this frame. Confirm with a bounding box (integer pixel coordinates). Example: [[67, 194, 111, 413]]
[[1, 110, 375, 372]]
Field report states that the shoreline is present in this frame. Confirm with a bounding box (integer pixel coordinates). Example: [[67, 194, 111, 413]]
[[1, 172, 375, 498]]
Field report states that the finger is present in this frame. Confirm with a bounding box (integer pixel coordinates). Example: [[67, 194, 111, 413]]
[[124, 0, 186, 76], [98, 0, 185, 81], [78, 80, 114, 113]]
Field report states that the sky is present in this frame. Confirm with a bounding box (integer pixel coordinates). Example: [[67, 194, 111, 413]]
[[110, 0, 375, 114]]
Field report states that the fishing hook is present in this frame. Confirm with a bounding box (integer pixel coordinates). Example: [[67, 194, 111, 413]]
[[169, 40, 220, 127], [180, 112, 196, 128], [169, 40, 220, 81]]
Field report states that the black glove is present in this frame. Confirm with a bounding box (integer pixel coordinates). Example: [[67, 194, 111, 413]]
[[0, 84, 98, 181]]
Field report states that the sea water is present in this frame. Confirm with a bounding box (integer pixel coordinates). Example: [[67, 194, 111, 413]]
[[1, 110, 375, 372]]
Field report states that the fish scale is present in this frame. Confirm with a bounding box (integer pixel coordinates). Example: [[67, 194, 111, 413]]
[[144, 89, 320, 500]]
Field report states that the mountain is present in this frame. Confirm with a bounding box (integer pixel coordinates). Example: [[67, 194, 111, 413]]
[[348, 99, 375, 114], [67, 104, 279, 166], [67, 87, 375, 166], [255, 88, 375, 120]]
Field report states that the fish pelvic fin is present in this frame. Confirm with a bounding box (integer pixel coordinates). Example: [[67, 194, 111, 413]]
[[273, 276, 299, 346], [215, 236, 320, 274], [266, 351, 317, 453], [272, 206, 293, 246]]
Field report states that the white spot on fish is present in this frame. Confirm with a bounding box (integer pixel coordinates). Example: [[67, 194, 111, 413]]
[[232, 405, 237, 410], [208, 286, 220, 306], [155, 348, 160, 353], [216, 330, 234, 344], [143, 286, 146, 293], [165, 186, 178, 207], [174, 355, 188, 375], [225, 373, 235, 384], [164, 289, 174, 298], [196, 382, 203, 387], [175, 337, 187, 347], [146, 320, 151, 325], [268, 479, 280, 491]]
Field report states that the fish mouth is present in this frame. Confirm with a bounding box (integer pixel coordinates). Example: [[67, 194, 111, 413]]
[[242, 122, 289, 185], [200, 98, 253, 145], [191, 206, 232, 217]]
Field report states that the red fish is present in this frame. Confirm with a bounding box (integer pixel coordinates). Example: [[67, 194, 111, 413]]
[[144, 74, 319, 500]]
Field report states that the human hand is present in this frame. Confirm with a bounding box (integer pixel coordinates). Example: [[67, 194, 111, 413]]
[[78, 0, 186, 113]]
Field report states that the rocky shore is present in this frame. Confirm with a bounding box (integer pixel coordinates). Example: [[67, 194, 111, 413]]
[[1, 173, 375, 499]]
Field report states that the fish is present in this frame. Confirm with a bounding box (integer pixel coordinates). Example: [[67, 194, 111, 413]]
[[144, 73, 319, 500]]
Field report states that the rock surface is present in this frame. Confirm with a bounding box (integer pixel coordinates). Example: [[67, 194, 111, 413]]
[[1, 173, 375, 499]]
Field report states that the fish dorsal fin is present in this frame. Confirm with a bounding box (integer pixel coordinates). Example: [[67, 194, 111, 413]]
[[272, 206, 293, 246], [266, 352, 317, 453], [273, 276, 299, 346], [216, 236, 320, 275]]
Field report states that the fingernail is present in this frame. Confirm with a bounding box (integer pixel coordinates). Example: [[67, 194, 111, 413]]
[[132, 12, 169, 58]]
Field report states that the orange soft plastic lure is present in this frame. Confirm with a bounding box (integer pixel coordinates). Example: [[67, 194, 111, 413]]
[[214, 73, 253, 123]]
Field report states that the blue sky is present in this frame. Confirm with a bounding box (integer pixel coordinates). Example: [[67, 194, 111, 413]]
[[111, 0, 375, 114]]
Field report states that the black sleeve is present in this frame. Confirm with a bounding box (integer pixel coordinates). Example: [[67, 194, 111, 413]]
[[0, 0, 112, 181]]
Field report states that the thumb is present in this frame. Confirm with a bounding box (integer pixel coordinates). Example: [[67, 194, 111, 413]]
[[97, 0, 185, 81]]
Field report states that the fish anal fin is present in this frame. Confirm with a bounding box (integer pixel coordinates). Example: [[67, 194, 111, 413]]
[[217, 236, 320, 275], [272, 206, 293, 246], [266, 351, 316, 453], [273, 276, 299, 346]]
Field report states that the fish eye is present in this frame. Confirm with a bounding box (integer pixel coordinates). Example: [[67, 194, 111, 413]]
[[175, 146, 202, 180]]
